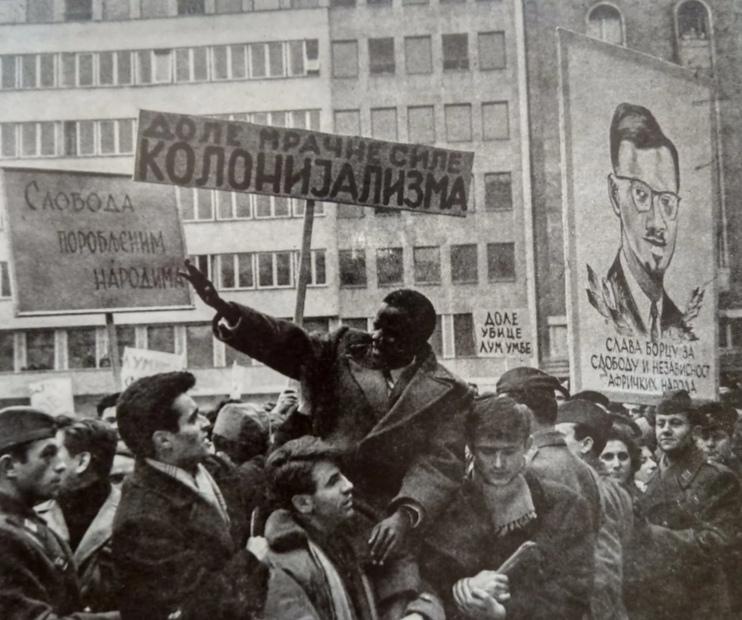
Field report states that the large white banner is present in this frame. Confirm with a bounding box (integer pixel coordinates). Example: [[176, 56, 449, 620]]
[[558, 29, 718, 402], [121, 347, 186, 389]]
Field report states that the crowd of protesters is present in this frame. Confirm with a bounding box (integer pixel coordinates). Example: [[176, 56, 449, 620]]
[[0, 263, 741, 619]]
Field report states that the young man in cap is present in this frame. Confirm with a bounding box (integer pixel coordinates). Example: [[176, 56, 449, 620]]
[[0, 406, 118, 619], [112, 371, 268, 620], [263, 436, 442, 620], [694, 400, 742, 477], [421, 394, 594, 620], [496, 367, 601, 533], [556, 399, 634, 620], [625, 390, 742, 620]]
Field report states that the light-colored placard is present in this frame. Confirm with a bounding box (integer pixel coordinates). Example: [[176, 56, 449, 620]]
[[121, 346, 186, 389], [474, 309, 534, 360], [29, 377, 75, 417], [2, 167, 191, 316], [135, 109, 474, 216], [558, 29, 718, 402]]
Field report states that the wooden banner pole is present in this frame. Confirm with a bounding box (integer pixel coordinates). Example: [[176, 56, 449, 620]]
[[293, 200, 316, 327], [105, 312, 122, 390]]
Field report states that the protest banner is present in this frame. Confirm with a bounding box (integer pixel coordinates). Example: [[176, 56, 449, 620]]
[[120, 346, 186, 389], [474, 309, 534, 361], [2, 167, 191, 316], [134, 109, 474, 216], [29, 377, 75, 417], [558, 29, 718, 402]]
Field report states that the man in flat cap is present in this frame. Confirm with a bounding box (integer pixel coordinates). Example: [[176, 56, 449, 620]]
[[496, 367, 601, 533], [182, 261, 473, 564], [625, 390, 742, 619], [556, 399, 634, 620], [0, 406, 118, 619], [694, 400, 742, 477]]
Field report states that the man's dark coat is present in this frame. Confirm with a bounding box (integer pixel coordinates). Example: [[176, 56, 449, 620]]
[[112, 461, 267, 620], [214, 304, 473, 522], [420, 472, 595, 620], [625, 446, 742, 619]]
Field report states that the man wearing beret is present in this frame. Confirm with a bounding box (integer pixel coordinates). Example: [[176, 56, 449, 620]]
[[556, 399, 634, 620], [496, 367, 602, 533], [181, 261, 473, 564], [624, 390, 742, 619], [0, 406, 118, 619]]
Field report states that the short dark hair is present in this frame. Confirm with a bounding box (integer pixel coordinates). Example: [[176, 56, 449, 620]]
[[116, 372, 196, 459], [467, 394, 532, 446], [383, 289, 437, 346], [96, 392, 120, 418], [60, 418, 117, 481], [266, 436, 341, 512], [573, 423, 608, 457], [610, 102, 679, 188], [604, 426, 641, 475]]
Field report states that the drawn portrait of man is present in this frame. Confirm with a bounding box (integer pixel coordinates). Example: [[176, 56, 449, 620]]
[[586, 102, 703, 342]]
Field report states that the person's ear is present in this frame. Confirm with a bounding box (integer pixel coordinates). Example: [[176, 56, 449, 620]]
[[0, 454, 17, 480], [691, 426, 704, 443], [524, 436, 534, 453], [152, 431, 172, 456], [580, 436, 594, 456], [291, 494, 313, 515], [75, 451, 92, 476], [608, 174, 620, 216]]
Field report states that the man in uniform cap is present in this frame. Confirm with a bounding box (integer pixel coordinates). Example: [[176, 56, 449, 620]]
[[625, 389, 742, 619], [496, 367, 602, 534], [0, 406, 118, 619], [694, 400, 742, 476], [556, 399, 634, 620]]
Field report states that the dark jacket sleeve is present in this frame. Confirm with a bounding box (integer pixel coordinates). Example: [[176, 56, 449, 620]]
[[113, 514, 268, 620]]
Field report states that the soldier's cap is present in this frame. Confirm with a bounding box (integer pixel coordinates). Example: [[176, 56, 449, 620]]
[[556, 399, 612, 441], [213, 403, 267, 442], [656, 389, 694, 416], [570, 390, 610, 409], [694, 401, 738, 435], [0, 407, 59, 452], [496, 367, 569, 398]]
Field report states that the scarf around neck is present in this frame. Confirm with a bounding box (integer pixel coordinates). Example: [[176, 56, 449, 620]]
[[476, 473, 537, 537]]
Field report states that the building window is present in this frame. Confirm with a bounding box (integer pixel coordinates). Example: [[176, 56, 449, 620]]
[[453, 314, 475, 357], [218, 253, 254, 290], [28, 0, 54, 23], [482, 102, 509, 140], [676, 1, 712, 70], [407, 105, 435, 144], [586, 3, 624, 45], [484, 172, 513, 211], [25, 330, 55, 371], [0, 332, 13, 372], [103, 0, 130, 20], [405, 36, 432, 74], [216, 191, 252, 219], [339, 249, 367, 287], [67, 327, 97, 369], [450, 244, 478, 283], [293, 250, 326, 286], [413, 247, 441, 284], [444, 104, 472, 142], [1, 124, 16, 157], [0, 262, 11, 297], [147, 325, 175, 353], [377, 248, 404, 286], [334, 109, 361, 135], [332, 0, 356, 6], [367, 0, 392, 6], [189, 255, 215, 280], [186, 323, 213, 368], [442, 34, 469, 71], [178, 0, 206, 14], [371, 107, 397, 140], [1, 56, 16, 89], [332, 40, 358, 78], [112, 325, 135, 365], [487, 242, 516, 281], [369, 38, 395, 75], [257, 251, 294, 288], [478, 31, 506, 70], [65, 0, 93, 21], [216, 0, 244, 11], [342, 318, 368, 331]]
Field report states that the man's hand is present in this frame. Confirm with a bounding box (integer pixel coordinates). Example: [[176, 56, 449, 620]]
[[246, 536, 271, 565], [454, 574, 510, 618], [469, 588, 507, 619], [368, 509, 412, 564], [179, 259, 238, 322], [469, 570, 509, 601], [272, 389, 299, 418]]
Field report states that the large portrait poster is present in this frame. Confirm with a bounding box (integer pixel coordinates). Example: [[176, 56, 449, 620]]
[[558, 29, 718, 403]]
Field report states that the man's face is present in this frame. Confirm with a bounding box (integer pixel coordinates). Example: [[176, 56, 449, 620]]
[[655, 412, 694, 454], [610, 141, 679, 276], [555, 422, 591, 458], [695, 428, 733, 464], [12, 436, 66, 504], [371, 303, 417, 369], [307, 460, 354, 530], [636, 446, 658, 484], [600, 439, 633, 485], [55, 429, 85, 494], [165, 394, 211, 469], [473, 436, 529, 486]]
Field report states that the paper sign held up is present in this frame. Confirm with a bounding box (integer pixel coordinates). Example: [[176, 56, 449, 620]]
[[29, 377, 75, 418], [120, 347, 186, 389]]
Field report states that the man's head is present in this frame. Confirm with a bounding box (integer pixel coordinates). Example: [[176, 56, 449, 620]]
[[468, 394, 533, 486], [654, 389, 698, 456], [117, 371, 211, 469], [56, 417, 117, 493], [496, 366, 568, 426], [694, 401, 737, 464], [608, 103, 680, 277], [0, 407, 67, 505], [556, 399, 612, 460], [96, 392, 120, 427], [212, 403, 269, 465], [371, 289, 436, 369], [267, 436, 353, 533]]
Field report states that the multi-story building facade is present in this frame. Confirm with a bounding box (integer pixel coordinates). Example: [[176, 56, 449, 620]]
[[0, 0, 535, 412], [524, 0, 742, 385]]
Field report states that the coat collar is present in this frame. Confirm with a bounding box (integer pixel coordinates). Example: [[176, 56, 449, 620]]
[[265, 508, 309, 552], [644, 446, 706, 501]]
